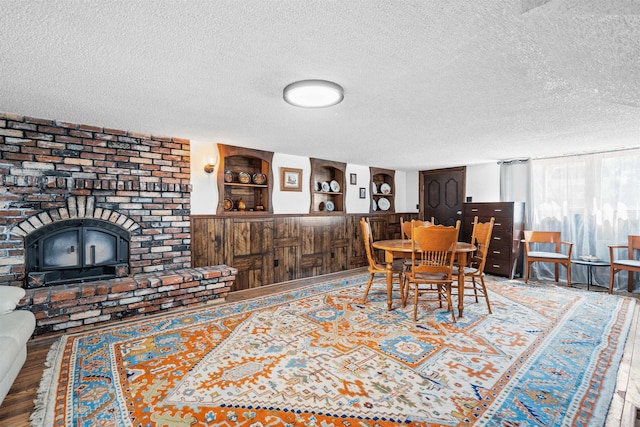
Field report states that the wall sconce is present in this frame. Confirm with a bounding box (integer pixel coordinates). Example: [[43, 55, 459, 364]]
[[204, 156, 217, 174]]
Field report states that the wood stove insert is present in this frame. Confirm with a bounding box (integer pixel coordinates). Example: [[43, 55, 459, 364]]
[[25, 218, 130, 288]]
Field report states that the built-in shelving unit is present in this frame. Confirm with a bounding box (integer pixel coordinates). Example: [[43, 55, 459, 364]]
[[370, 167, 395, 213], [310, 158, 346, 214], [216, 144, 274, 214]]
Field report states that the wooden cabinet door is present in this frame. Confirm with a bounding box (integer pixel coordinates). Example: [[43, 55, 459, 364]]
[[273, 217, 300, 283], [327, 216, 348, 272], [420, 166, 466, 226], [228, 218, 274, 291], [300, 217, 328, 278]]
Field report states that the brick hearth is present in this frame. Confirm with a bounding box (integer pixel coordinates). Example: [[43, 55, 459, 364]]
[[21, 265, 235, 335]]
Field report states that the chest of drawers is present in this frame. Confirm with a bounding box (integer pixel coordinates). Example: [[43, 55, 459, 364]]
[[462, 202, 525, 279]]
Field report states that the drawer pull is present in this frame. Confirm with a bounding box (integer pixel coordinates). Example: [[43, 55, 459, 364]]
[[494, 209, 502, 212], [471, 208, 478, 212], [493, 237, 501, 240], [495, 222, 502, 226], [492, 250, 501, 254], [492, 264, 500, 268]]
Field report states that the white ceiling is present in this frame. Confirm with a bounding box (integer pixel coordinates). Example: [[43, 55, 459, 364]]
[[1, 0, 639, 171]]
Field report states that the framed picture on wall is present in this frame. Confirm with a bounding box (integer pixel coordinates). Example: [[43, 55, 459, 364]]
[[359, 187, 366, 199], [350, 173, 357, 185], [280, 167, 302, 191]]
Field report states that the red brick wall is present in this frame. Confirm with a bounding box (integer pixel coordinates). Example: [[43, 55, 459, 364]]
[[0, 112, 192, 286], [0, 112, 236, 335]]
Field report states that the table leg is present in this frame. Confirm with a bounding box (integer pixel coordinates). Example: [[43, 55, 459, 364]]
[[384, 249, 394, 311], [587, 264, 592, 291], [457, 252, 467, 317]]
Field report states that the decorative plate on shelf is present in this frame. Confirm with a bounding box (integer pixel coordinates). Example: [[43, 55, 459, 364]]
[[252, 173, 267, 185], [223, 198, 233, 211], [325, 201, 335, 212], [224, 170, 234, 183], [318, 201, 325, 211], [330, 180, 340, 192], [372, 182, 377, 194], [321, 181, 330, 192], [380, 183, 392, 194], [371, 199, 377, 211], [238, 171, 251, 184], [378, 197, 391, 211]]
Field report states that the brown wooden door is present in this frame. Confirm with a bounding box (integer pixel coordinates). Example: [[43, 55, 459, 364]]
[[419, 166, 466, 226]]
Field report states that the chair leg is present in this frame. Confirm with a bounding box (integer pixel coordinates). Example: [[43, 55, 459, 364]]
[[566, 262, 571, 287], [402, 275, 409, 307], [445, 284, 456, 323], [413, 285, 419, 321], [629, 271, 634, 293], [609, 268, 616, 294], [525, 261, 530, 283], [554, 264, 559, 282], [398, 272, 405, 306], [480, 276, 492, 314], [472, 277, 479, 303], [361, 274, 375, 303]]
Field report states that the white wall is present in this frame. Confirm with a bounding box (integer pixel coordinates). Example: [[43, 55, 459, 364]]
[[465, 163, 500, 202], [345, 164, 371, 213], [397, 170, 419, 213], [271, 153, 311, 214], [190, 142, 501, 215], [190, 140, 220, 215]]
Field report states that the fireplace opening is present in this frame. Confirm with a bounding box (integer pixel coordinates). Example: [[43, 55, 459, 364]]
[[25, 218, 130, 288]]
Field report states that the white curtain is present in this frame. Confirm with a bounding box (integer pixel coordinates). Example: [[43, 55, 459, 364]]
[[528, 149, 640, 291]]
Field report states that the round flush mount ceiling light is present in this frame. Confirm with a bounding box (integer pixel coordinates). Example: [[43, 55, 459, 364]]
[[283, 79, 344, 108]]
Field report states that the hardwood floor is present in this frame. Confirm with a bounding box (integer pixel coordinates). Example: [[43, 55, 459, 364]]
[[1, 270, 637, 426]]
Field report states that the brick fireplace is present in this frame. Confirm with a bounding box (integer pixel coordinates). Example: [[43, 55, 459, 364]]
[[0, 112, 235, 335]]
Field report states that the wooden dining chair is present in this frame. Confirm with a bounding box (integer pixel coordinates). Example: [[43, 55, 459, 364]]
[[524, 231, 573, 286], [608, 235, 640, 293], [400, 217, 433, 240], [453, 216, 495, 314], [360, 217, 403, 303], [403, 221, 459, 322]]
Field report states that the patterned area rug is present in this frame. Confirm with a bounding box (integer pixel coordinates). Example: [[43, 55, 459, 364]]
[[32, 274, 635, 427]]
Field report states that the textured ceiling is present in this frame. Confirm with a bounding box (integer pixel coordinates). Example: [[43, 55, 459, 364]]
[[1, 1, 639, 170]]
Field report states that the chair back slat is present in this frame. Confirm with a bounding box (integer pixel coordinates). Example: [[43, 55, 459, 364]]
[[524, 230, 561, 252]]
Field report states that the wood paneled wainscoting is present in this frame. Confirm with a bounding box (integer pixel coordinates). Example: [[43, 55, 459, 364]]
[[191, 213, 418, 291]]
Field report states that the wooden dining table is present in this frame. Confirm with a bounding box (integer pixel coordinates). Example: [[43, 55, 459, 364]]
[[371, 239, 476, 316]]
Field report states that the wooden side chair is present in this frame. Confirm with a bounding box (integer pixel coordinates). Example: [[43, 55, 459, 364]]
[[608, 235, 640, 293], [524, 231, 573, 286], [453, 216, 495, 314], [360, 217, 403, 303], [400, 217, 433, 240], [403, 221, 459, 322]]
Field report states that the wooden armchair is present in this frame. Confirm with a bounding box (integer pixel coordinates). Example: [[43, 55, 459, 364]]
[[524, 231, 573, 286], [608, 235, 640, 293]]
